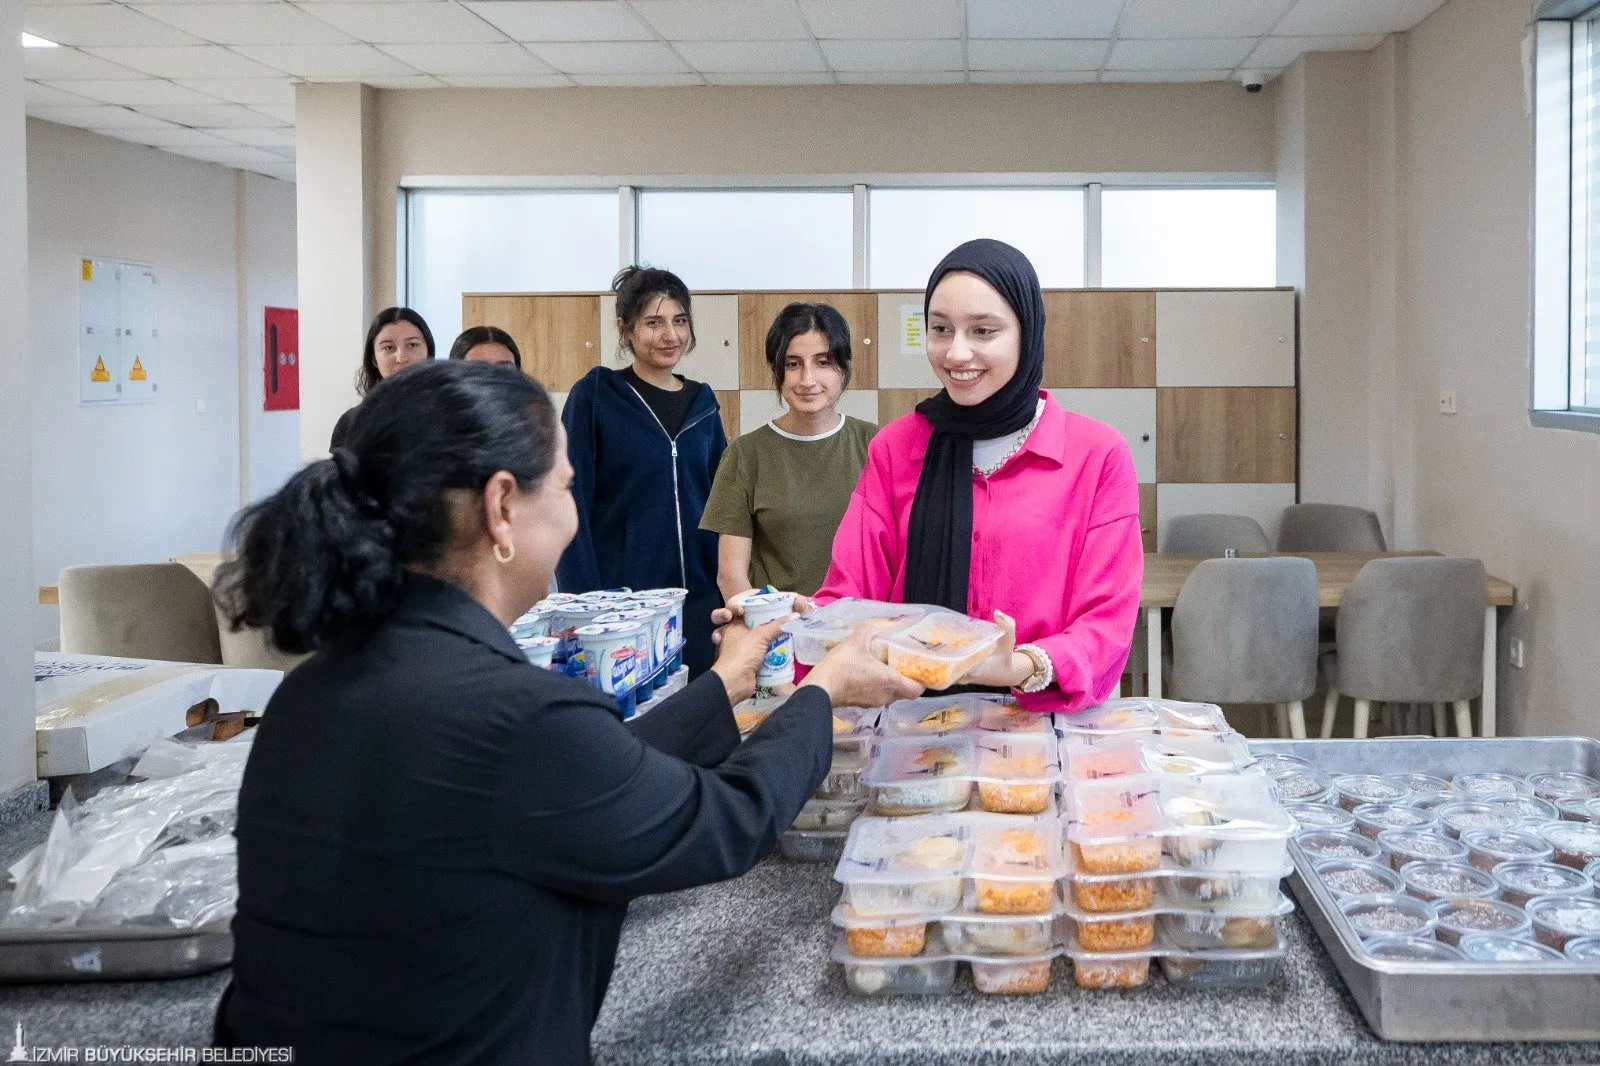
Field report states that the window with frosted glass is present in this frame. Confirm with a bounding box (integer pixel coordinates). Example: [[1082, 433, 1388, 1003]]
[[635, 189, 853, 290], [1100, 188, 1277, 289], [868, 188, 1086, 288], [405, 190, 621, 345]]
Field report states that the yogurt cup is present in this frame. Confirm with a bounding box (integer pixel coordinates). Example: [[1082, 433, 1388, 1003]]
[[625, 600, 676, 679], [738, 591, 797, 687], [577, 589, 630, 604], [515, 635, 561, 670], [597, 609, 660, 696], [575, 622, 644, 697], [509, 609, 552, 642], [540, 593, 579, 606], [632, 589, 687, 670]]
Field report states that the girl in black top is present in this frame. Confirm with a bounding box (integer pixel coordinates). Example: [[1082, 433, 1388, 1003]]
[[214, 360, 919, 1065], [328, 306, 434, 450]]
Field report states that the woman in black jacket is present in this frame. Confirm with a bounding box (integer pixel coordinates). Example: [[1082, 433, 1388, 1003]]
[[213, 360, 918, 1065]]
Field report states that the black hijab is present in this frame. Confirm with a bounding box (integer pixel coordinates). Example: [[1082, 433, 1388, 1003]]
[[903, 239, 1046, 613]]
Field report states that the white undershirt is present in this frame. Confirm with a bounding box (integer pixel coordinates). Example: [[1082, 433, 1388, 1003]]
[[972, 399, 1046, 474], [767, 412, 846, 442]]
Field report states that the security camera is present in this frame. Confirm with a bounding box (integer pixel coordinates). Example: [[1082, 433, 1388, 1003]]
[[1240, 71, 1265, 93]]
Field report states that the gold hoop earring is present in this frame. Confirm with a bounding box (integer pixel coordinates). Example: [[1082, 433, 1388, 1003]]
[[493, 543, 515, 564]]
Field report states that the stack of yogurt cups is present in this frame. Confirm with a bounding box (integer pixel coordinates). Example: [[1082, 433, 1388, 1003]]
[[506, 586, 690, 718]]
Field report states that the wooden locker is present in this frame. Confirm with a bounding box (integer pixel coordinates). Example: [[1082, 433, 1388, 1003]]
[[1041, 291, 1156, 388], [714, 390, 739, 440], [1139, 484, 1157, 554], [462, 294, 601, 393], [1155, 387, 1297, 484], [738, 292, 879, 390], [878, 388, 938, 426]]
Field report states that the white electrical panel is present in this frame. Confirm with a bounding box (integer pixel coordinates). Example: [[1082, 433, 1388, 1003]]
[[79, 258, 159, 405]]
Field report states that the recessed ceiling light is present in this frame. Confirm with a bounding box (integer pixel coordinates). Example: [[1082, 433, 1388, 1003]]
[[21, 33, 60, 48]]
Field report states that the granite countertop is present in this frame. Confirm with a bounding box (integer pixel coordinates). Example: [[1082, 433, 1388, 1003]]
[[0, 809, 1598, 1064]]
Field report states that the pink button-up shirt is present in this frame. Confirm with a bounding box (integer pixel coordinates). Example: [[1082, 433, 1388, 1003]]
[[815, 391, 1143, 714]]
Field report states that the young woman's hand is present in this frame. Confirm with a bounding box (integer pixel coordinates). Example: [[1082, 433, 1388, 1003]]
[[709, 616, 792, 705], [801, 622, 924, 709], [711, 592, 815, 634], [961, 610, 1033, 689]]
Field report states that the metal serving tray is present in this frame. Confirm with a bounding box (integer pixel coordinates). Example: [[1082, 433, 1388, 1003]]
[[1253, 737, 1600, 1042], [0, 923, 230, 983]]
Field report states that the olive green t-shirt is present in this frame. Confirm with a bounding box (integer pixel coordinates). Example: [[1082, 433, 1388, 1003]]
[[699, 415, 877, 596]]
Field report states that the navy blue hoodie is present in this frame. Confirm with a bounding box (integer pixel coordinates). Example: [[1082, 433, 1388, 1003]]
[[557, 366, 727, 676]]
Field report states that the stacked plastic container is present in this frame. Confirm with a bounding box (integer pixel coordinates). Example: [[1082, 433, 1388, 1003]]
[[777, 705, 879, 863], [508, 588, 690, 718], [1276, 756, 1600, 963], [1057, 700, 1296, 990]]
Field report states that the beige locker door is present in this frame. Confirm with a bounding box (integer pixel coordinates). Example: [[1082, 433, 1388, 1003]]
[[1154, 289, 1295, 387]]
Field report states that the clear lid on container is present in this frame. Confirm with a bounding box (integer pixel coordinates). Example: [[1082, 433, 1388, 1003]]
[[974, 733, 1062, 785], [1138, 732, 1256, 776], [1483, 794, 1560, 825], [1587, 858, 1600, 880], [1364, 937, 1463, 962], [1436, 802, 1521, 836], [1060, 698, 1228, 737], [1062, 891, 1293, 924], [1399, 860, 1498, 899], [1452, 772, 1531, 799], [1062, 735, 1145, 781], [1058, 926, 1288, 964], [1377, 829, 1469, 863], [970, 818, 1068, 881], [1461, 827, 1553, 859], [1063, 849, 1293, 884], [1494, 860, 1591, 897], [862, 735, 977, 788], [1432, 899, 1532, 937], [1255, 753, 1315, 778], [830, 903, 944, 929], [832, 707, 878, 744], [830, 928, 954, 964], [732, 696, 785, 734], [1526, 771, 1600, 802], [873, 610, 1004, 666], [1287, 803, 1356, 832], [1158, 774, 1296, 841], [1558, 798, 1599, 820], [1297, 830, 1384, 863], [1457, 933, 1563, 962], [1526, 895, 1600, 938], [974, 701, 1053, 734], [1565, 935, 1600, 961], [1332, 774, 1412, 806], [1385, 772, 1452, 797], [1353, 803, 1439, 835], [1340, 893, 1438, 938], [1537, 821, 1600, 858], [880, 695, 991, 736], [782, 598, 926, 645], [1274, 767, 1336, 803], [835, 814, 972, 885], [1312, 858, 1404, 898], [1064, 773, 1162, 845]]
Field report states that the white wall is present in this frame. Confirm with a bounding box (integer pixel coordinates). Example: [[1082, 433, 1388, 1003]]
[[243, 171, 300, 500], [27, 119, 297, 645], [1, 0, 37, 791]]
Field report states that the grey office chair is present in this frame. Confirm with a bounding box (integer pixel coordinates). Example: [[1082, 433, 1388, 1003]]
[[59, 562, 223, 664], [1170, 557, 1320, 738], [1164, 514, 1272, 556], [1278, 503, 1387, 552], [1320, 557, 1486, 739]]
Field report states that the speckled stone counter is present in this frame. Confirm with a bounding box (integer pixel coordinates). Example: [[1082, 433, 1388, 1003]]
[[1, 809, 1598, 1064]]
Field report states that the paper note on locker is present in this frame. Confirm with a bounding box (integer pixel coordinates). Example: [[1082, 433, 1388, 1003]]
[[900, 304, 925, 356]]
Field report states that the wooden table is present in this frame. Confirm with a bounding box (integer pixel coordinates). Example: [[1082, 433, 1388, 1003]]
[[1140, 552, 1517, 737]]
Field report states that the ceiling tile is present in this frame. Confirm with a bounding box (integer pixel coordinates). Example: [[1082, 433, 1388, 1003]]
[[799, 0, 963, 40], [569, 72, 703, 86], [24, 47, 146, 79], [181, 141, 295, 166], [434, 74, 575, 87], [1102, 68, 1232, 82], [253, 102, 294, 122], [1105, 38, 1256, 70], [23, 5, 206, 46], [28, 104, 179, 129], [1118, 0, 1293, 39], [674, 39, 826, 74], [141, 100, 287, 125], [834, 71, 966, 84], [377, 42, 551, 76], [362, 74, 445, 86], [232, 43, 419, 77], [969, 69, 1098, 83], [703, 71, 835, 85], [462, 1, 654, 42], [1245, 34, 1384, 68], [42, 77, 224, 105], [967, 39, 1109, 71], [23, 82, 98, 106], [1275, 0, 1445, 37], [111, 125, 237, 148], [173, 77, 296, 103], [85, 45, 284, 78], [133, 3, 355, 45], [631, 0, 810, 42], [525, 40, 689, 75], [302, 2, 506, 44], [967, 0, 1124, 39], [23, 0, 114, 7], [204, 124, 293, 146], [819, 38, 963, 72]]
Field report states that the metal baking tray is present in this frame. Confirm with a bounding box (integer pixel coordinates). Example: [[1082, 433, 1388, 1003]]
[[0, 923, 230, 982], [1253, 737, 1600, 1042]]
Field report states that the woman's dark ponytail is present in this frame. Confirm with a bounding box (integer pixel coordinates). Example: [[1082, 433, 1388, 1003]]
[[215, 360, 558, 654]]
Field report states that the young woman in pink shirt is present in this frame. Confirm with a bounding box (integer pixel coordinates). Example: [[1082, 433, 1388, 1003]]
[[813, 239, 1143, 713]]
